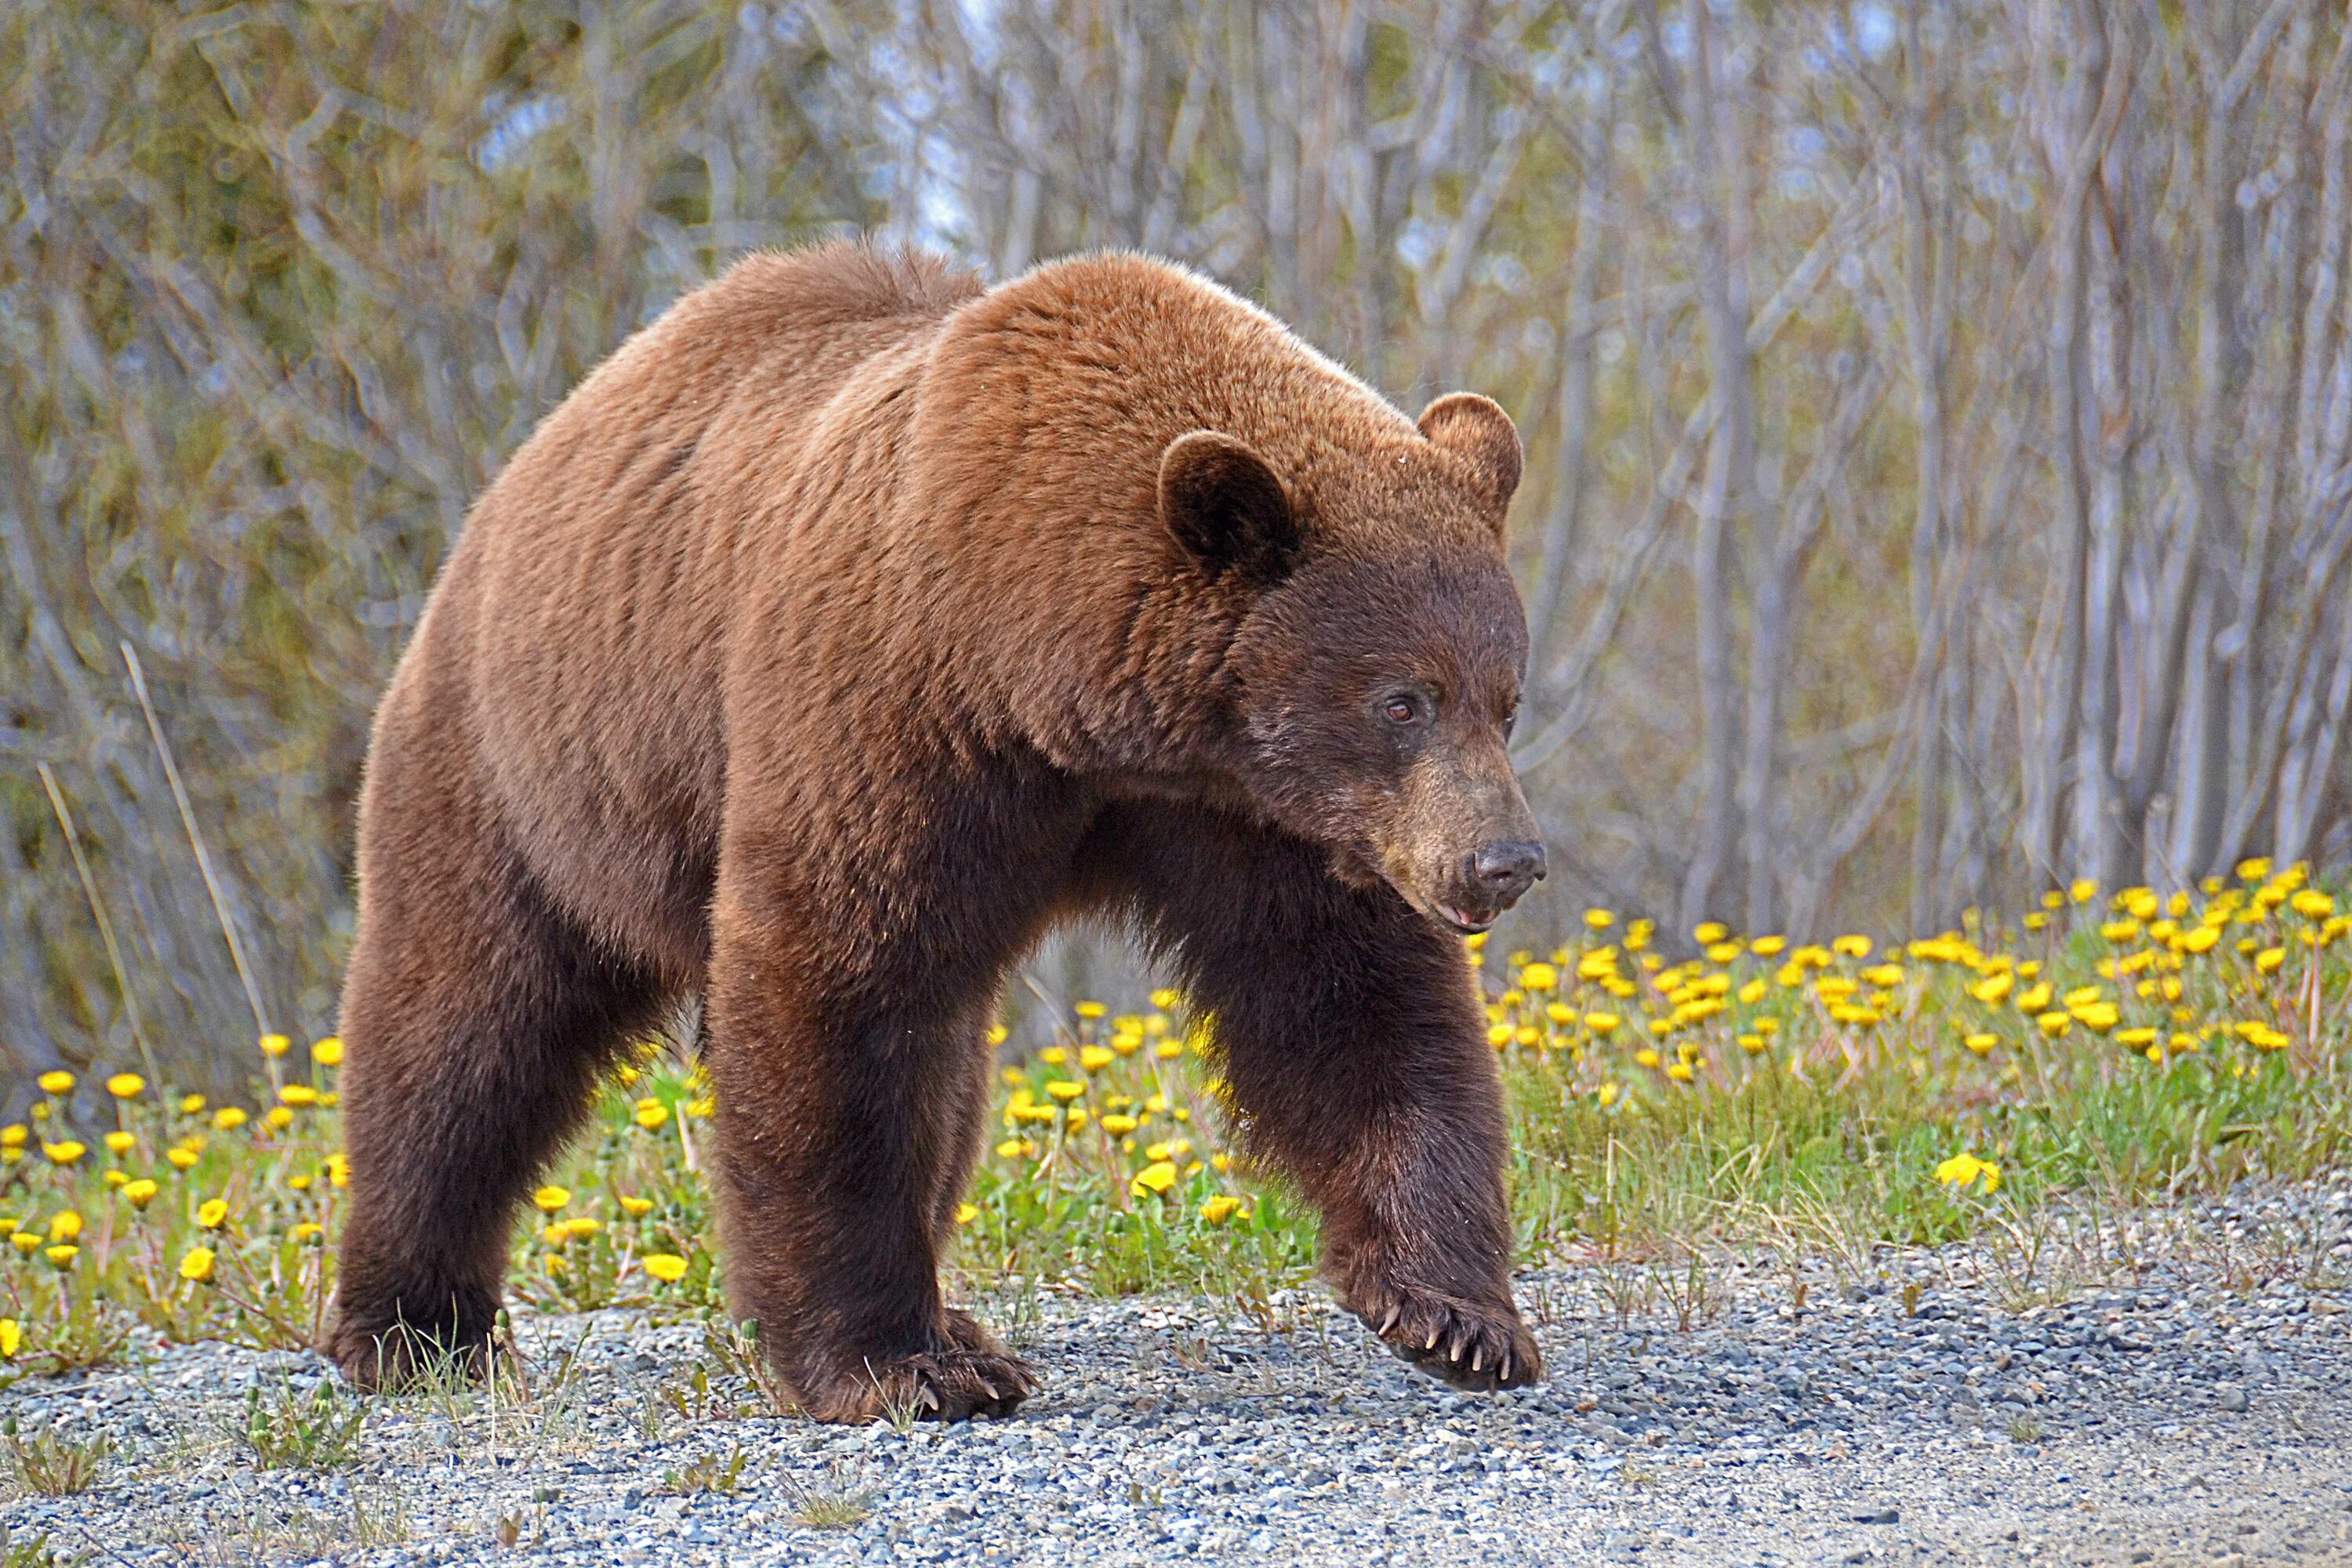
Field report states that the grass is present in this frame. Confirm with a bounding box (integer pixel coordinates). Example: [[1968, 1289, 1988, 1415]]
[[0, 866, 2340, 1381], [234, 1378, 367, 1470], [1, 1420, 107, 1497]]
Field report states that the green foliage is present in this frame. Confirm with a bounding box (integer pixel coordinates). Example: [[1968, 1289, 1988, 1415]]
[[236, 1378, 368, 1471]]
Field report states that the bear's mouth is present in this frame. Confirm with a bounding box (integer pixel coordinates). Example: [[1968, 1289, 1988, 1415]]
[[1432, 902, 1495, 936]]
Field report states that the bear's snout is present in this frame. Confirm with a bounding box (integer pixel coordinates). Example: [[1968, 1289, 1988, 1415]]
[[1468, 839, 1545, 906]]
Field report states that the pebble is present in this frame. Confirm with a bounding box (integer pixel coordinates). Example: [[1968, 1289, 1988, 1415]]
[[8, 1179, 2352, 1563]]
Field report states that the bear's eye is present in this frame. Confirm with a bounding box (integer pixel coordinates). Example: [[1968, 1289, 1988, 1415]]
[[1501, 709, 1517, 742], [1382, 694, 1422, 726]]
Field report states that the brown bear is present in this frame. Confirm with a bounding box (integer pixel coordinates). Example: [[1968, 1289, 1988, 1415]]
[[326, 241, 1548, 1421]]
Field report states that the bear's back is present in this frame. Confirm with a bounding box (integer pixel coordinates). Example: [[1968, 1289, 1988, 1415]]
[[422, 243, 985, 978]]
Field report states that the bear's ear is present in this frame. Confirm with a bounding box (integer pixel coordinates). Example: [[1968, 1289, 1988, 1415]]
[[1158, 430, 1301, 588], [1417, 392, 1523, 521]]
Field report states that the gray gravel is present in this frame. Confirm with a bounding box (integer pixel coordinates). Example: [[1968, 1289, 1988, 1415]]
[[11, 1179, 2352, 1566]]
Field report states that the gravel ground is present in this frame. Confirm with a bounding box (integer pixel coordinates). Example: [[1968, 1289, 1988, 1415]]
[[10, 1181, 2352, 1566]]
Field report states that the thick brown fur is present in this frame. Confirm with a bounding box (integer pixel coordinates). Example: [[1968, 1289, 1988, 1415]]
[[328, 241, 1548, 1420]]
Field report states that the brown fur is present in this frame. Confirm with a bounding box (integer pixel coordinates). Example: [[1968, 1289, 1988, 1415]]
[[327, 241, 1548, 1420]]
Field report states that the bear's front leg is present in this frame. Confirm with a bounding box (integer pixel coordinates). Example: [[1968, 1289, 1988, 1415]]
[[700, 869, 1037, 1423], [1123, 815, 1541, 1392]]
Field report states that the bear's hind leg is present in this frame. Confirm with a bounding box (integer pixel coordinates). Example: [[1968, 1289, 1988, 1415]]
[[327, 720, 663, 1389]]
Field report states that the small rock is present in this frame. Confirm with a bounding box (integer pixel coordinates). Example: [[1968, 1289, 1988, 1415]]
[[2216, 1388, 2249, 1413], [1853, 1507, 1900, 1524]]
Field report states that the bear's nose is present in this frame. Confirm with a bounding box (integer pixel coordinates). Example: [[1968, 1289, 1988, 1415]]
[[1468, 840, 1546, 906]]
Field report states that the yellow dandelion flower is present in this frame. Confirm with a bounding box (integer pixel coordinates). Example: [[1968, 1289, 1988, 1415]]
[[1074, 1001, 1107, 1020], [260, 1033, 290, 1058], [326, 1153, 349, 1188], [954, 1203, 978, 1225], [43, 1244, 76, 1269], [1039, 1047, 1068, 1066], [1519, 962, 1558, 993], [1200, 1195, 1242, 1225], [311, 1036, 344, 1066], [179, 1094, 205, 1115], [2237, 858, 2271, 884], [36, 1072, 72, 1096], [290, 1222, 323, 1243], [122, 1178, 159, 1209], [532, 1185, 570, 1214], [103, 1131, 133, 1156], [1131, 1160, 1178, 1197], [642, 1253, 689, 1283], [47, 1212, 80, 1243], [6, 1234, 35, 1254], [2255, 947, 2285, 975], [1100, 1114, 1140, 1134], [1963, 1033, 1997, 1055], [41, 1141, 84, 1167], [1078, 1045, 1114, 1073], [214, 1108, 248, 1131], [197, 1198, 229, 1229], [1831, 935, 1873, 959], [633, 1099, 670, 1130], [619, 1195, 654, 1217], [0, 1127, 21, 1148], [0, 1320, 18, 1359], [994, 1138, 1024, 1158], [106, 1073, 146, 1100], [1751, 935, 1787, 957], [278, 1084, 318, 1108], [1044, 1081, 1084, 1103], [178, 1247, 216, 1283], [165, 1147, 198, 1171], [264, 1107, 292, 1131]]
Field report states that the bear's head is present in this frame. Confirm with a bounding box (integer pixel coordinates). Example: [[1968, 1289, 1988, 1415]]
[[1160, 392, 1544, 935]]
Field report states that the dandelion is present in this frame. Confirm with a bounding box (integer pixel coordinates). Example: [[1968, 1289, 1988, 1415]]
[[179, 1094, 206, 1115], [106, 1073, 146, 1100], [632, 1098, 670, 1130], [47, 1212, 81, 1243], [311, 1036, 345, 1066], [1131, 1160, 1178, 1198], [2255, 947, 2285, 975], [619, 1195, 654, 1217], [36, 1071, 72, 1096], [642, 1254, 689, 1283], [122, 1179, 158, 1209], [166, 1147, 198, 1171], [1934, 1153, 2001, 1194], [1200, 1195, 1242, 1225], [1832, 935, 1873, 959], [1075, 1001, 1107, 1021], [1751, 935, 1787, 957], [178, 1247, 216, 1283], [326, 1153, 349, 1187], [103, 1131, 133, 1156], [1519, 962, 1559, 993], [197, 1199, 229, 1229], [260, 1033, 290, 1058], [278, 1084, 318, 1107], [42, 1141, 84, 1167], [44, 1245, 77, 1269], [6, 1234, 35, 1254], [214, 1108, 248, 1131], [954, 1203, 979, 1225], [1078, 1045, 1114, 1073], [994, 1138, 1024, 1158], [1044, 1081, 1084, 1103], [0, 1321, 19, 1359], [1963, 1033, 1997, 1055]]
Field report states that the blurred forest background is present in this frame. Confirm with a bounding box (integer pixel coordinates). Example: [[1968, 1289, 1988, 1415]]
[[5, 0, 2351, 1091]]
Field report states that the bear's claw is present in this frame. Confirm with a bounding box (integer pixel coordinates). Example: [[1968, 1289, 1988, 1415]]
[[805, 1345, 1040, 1424], [1350, 1280, 1541, 1393]]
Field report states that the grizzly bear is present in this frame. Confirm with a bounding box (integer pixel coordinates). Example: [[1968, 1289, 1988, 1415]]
[[326, 241, 1548, 1421]]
